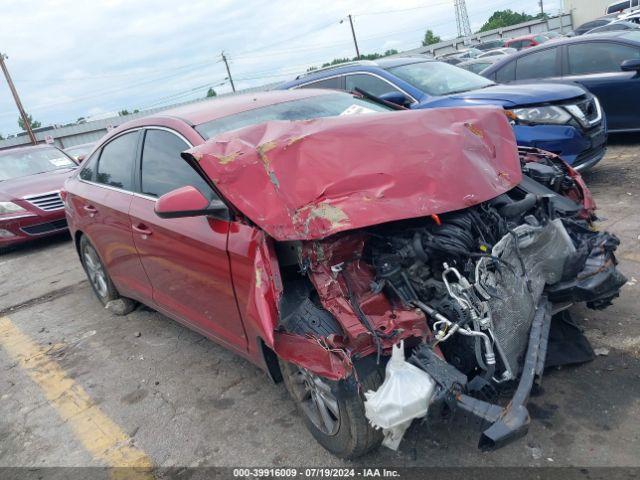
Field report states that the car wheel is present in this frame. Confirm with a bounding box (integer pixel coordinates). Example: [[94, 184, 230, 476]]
[[79, 235, 136, 314], [280, 358, 383, 459]]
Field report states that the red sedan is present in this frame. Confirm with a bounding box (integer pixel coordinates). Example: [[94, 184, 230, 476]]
[[504, 33, 549, 50], [64, 89, 624, 457], [0, 144, 77, 251]]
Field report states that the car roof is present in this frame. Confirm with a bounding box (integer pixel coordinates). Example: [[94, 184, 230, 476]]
[[507, 34, 540, 41], [458, 57, 499, 66], [157, 89, 334, 126], [287, 57, 432, 84], [0, 144, 62, 157]]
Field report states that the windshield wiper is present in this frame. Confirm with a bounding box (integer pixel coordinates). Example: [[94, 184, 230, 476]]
[[351, 87, 408, 111]]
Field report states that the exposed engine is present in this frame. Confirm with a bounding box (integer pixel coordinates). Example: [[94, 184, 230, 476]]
[[364, 189, 624, 384]]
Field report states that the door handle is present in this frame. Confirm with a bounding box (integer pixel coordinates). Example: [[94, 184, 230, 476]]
[[83, 205, 97, 217], [132, 223, 153, 236]]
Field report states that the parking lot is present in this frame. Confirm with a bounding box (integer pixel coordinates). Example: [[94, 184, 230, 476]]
[[1, 134, 639, 470]]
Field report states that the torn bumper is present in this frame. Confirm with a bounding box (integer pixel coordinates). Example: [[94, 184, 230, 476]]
[[411, 298, 552, 451]]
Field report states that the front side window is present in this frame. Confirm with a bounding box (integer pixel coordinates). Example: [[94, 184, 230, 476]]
[[515, 48, 559, 79], [495, 60, 516, 82], [196, 93, 390, 139], [567, 42, 640, 75], [140, 129, 212, 198], [387, 61, 494, 96], [95, 131, 138, 190], [0, 147, 75, 181], [345, 74, 402, 97], [300, 77, 342, 89]]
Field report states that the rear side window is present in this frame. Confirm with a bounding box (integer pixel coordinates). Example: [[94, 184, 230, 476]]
[[95, 132, 138, 191], [299, 77, 342, 89], [515, 48, 559, 79], [345, 74, 402, 96], [567, 42, 640, 74], [140, 129, 212, 198], [509, 40, 524, 49], [495, 60, 516, 82]]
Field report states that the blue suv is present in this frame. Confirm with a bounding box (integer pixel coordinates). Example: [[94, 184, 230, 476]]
[[280, 58, 607, 170]]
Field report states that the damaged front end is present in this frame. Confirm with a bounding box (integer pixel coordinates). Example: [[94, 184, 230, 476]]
[[277, 188, 625, 450]]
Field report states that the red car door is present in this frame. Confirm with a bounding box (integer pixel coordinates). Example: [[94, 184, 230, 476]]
[[128, 128, 247, 352], [71, 130, 152, 301]]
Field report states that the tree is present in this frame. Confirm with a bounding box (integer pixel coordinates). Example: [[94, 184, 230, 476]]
[[309, 49, 399, 71], [422, 30, 441, 46], [17, 114, 41, 131], [479, 9, 540, 32], [0, 133, 4, 140], [119, 109, 130, 116], [206, 87, 217, 97]]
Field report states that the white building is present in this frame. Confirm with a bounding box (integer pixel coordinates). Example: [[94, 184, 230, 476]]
[[563, 0, 619, 26]]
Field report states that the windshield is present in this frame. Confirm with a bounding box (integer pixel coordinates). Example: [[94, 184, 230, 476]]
[[387, 61, 494, 97], [196, 93, 391, 139], [0, 147, 76, 181]]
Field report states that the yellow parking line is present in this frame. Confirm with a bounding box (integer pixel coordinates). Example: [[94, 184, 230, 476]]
[[0, 316, 153, 478]]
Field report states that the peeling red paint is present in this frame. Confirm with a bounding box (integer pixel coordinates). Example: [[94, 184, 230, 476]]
[[185, 107, 522, 241]]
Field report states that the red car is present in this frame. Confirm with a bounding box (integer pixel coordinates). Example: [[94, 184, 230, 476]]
[[0, 144, 78, 251], [64, 90, 625, 457], [505, 34, 549, 50]]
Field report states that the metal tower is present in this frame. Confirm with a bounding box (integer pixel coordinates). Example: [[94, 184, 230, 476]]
[[454, 0, 472, 38]]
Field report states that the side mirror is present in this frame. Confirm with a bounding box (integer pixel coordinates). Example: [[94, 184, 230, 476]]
[[76, 154, 86, 163], [379, 91, 411, 107], [621, 58, 640, 71], [154, 186, 231, 221]]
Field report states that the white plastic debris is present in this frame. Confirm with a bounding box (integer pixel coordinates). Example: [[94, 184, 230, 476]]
[[364, 341, 436, 450]]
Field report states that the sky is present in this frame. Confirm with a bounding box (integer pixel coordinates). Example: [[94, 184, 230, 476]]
[[0, 0, 563, 137]]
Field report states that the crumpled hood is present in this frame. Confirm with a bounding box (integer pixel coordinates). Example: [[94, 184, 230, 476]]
[[0, 168, 75, 201], [432, 83, 586, 108], [185, 107, 522, 241]]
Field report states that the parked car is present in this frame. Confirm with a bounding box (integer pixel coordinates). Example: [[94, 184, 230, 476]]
[[477, 47, 517, 58], [0, 145, 77, 251], [606, 0, 639, 14], [64, 89, 625, 458], [64, 142, 95, 162], [504, 34, 549, 50], [436, 47, 482, 63], [457, 56, 503, 74], [280, 58, 607, 169], [569, 13, 622, 36], [482, 31, 640, 132], [586, 20, 640, 34], [541, 31, 565, 41], [473, 39, 507, 51]]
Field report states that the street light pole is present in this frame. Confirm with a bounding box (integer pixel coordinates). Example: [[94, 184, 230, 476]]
[[221, 52, 236, 93], [0, 53, 37, 144]]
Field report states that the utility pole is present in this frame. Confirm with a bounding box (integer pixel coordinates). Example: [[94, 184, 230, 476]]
[[539, 0, 545, 16], [453, 0, 472, 39], [0, 53, 37, 144], [221, 52, 236, 93], [346, 15, 361, 59]]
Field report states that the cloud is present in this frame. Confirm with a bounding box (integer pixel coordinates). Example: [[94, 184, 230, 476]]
[[0, 0, 562, 136]]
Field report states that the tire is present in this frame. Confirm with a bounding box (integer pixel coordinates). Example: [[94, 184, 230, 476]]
[[280, 357, 383, 459], [79, 235, 136, 314]]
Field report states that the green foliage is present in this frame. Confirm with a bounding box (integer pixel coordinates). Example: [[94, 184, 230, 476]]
[[17, 114, 41, 131], [422, 29, 441, 46], [0, 133, 4, 140], [206, 87, 217, 97], [478, 9, 542, 32], [119, 109, 130, 116], [307, 49, 399, 72]]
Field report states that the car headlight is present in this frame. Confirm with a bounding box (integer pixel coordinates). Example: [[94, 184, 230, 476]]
[[0, 201, 27, 215], [509, 106, 572, 125]]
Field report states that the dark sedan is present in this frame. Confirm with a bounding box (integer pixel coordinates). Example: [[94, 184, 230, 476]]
[[482, 31, 640, 132]]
